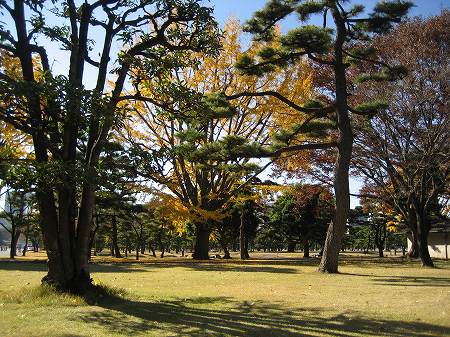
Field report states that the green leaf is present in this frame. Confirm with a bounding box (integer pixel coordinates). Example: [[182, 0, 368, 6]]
[[353, 100, 389, 115], [281, 25, 333, 55]]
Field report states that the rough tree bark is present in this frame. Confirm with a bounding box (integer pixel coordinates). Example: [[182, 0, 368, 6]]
[[193, 224, 210, 260], [287, 241, 296, 253], [111, 214, 122, 258], [319, 7, 353, 273], [303, 237, 310, 258], [416, 210, 434, 267]]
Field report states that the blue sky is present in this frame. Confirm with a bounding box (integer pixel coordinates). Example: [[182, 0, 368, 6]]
[[211, 0, 448, 27]]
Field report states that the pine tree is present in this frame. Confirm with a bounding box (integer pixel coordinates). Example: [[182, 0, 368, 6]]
[[231, 0, 413, 273]]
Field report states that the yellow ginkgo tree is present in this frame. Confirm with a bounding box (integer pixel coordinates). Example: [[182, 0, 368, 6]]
[[120, 19, 315, 259]]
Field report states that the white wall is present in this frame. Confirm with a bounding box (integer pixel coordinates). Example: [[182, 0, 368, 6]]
[[407, 232, 449, 260]]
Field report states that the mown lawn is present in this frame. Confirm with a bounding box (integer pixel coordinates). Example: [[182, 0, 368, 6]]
[[0, 253, 449, 337]]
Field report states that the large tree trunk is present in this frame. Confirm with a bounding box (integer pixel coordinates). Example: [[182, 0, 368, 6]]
[[287, 241, 296, 253], [222, 245, 231, 259], [149, 242, 156, 257], [10, 229, 20, 259], [408, 231, 419, 258], [376, 225, 386, 258], [303, 237, 310, 258], [88, 218, 99, 261], [318, 8, 352, 274], [416, 213, 434, 267], [13, 0, 92, 293], [378, 245, 384, 258], [244, 237, 250, 259], [193, 224, 210, 260], [219, 237, 231, 259], [406, 205, 419, 258]]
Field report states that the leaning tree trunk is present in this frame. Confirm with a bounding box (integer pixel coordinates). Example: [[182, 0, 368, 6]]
[[408, 230, 419, 258], [193, 224, 210, 260], [318, 114, 352, 272], [22, 219, 31, 256], [318, 8, 353, 274]]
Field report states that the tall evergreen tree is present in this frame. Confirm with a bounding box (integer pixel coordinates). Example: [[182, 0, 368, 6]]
[[231, 0, 413, 272]]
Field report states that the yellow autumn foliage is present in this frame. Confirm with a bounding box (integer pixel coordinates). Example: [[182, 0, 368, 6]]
[[120, 19, 315, 228]]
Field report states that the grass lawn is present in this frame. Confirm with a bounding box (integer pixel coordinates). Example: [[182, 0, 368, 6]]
[[0, 253, 449, 337]]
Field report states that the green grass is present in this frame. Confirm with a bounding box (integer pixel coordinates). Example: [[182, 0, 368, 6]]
[[0, 253, 449, 337]]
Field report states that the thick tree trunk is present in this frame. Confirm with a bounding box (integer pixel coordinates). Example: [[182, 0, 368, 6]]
[[407, 207, 419, 258], [408, 228, 419, 258], [318, 7, 353, 274], [219, 238, 231, 259], [416, 214, 434, 267], [74, 184, 96, 292], [303, 238, 310, 258], [244, 237, 250, 259], [149, 242, 156, 257], [287, 241, 296, 253], [13, 0, 80, 292], [378, 246, 384, 258], [10, 230, 20, 259], [222, 246, 231, 259], [88, 219, 99, 261], [193, 224, 210, 260]]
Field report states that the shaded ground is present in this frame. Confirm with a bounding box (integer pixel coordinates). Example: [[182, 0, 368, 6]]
[[0, 254, 449, 337]]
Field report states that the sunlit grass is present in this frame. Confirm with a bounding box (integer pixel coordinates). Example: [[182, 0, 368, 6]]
[[0, 253, 449, 337]]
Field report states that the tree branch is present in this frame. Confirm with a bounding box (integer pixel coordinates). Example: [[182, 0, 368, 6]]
[[225, 91, 335, 115]]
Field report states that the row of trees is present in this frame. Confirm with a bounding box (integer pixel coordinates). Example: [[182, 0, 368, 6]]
[[0, 179, 408, 261], [0, 0, 448, 293]]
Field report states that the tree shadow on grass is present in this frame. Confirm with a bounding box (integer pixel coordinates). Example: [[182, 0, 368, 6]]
[[0, 261, 149, 273], [0, 260, 299, 274], [99, 262, 299, 274], [371, 275, 450, 287], [75, 295, 450, 337]]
